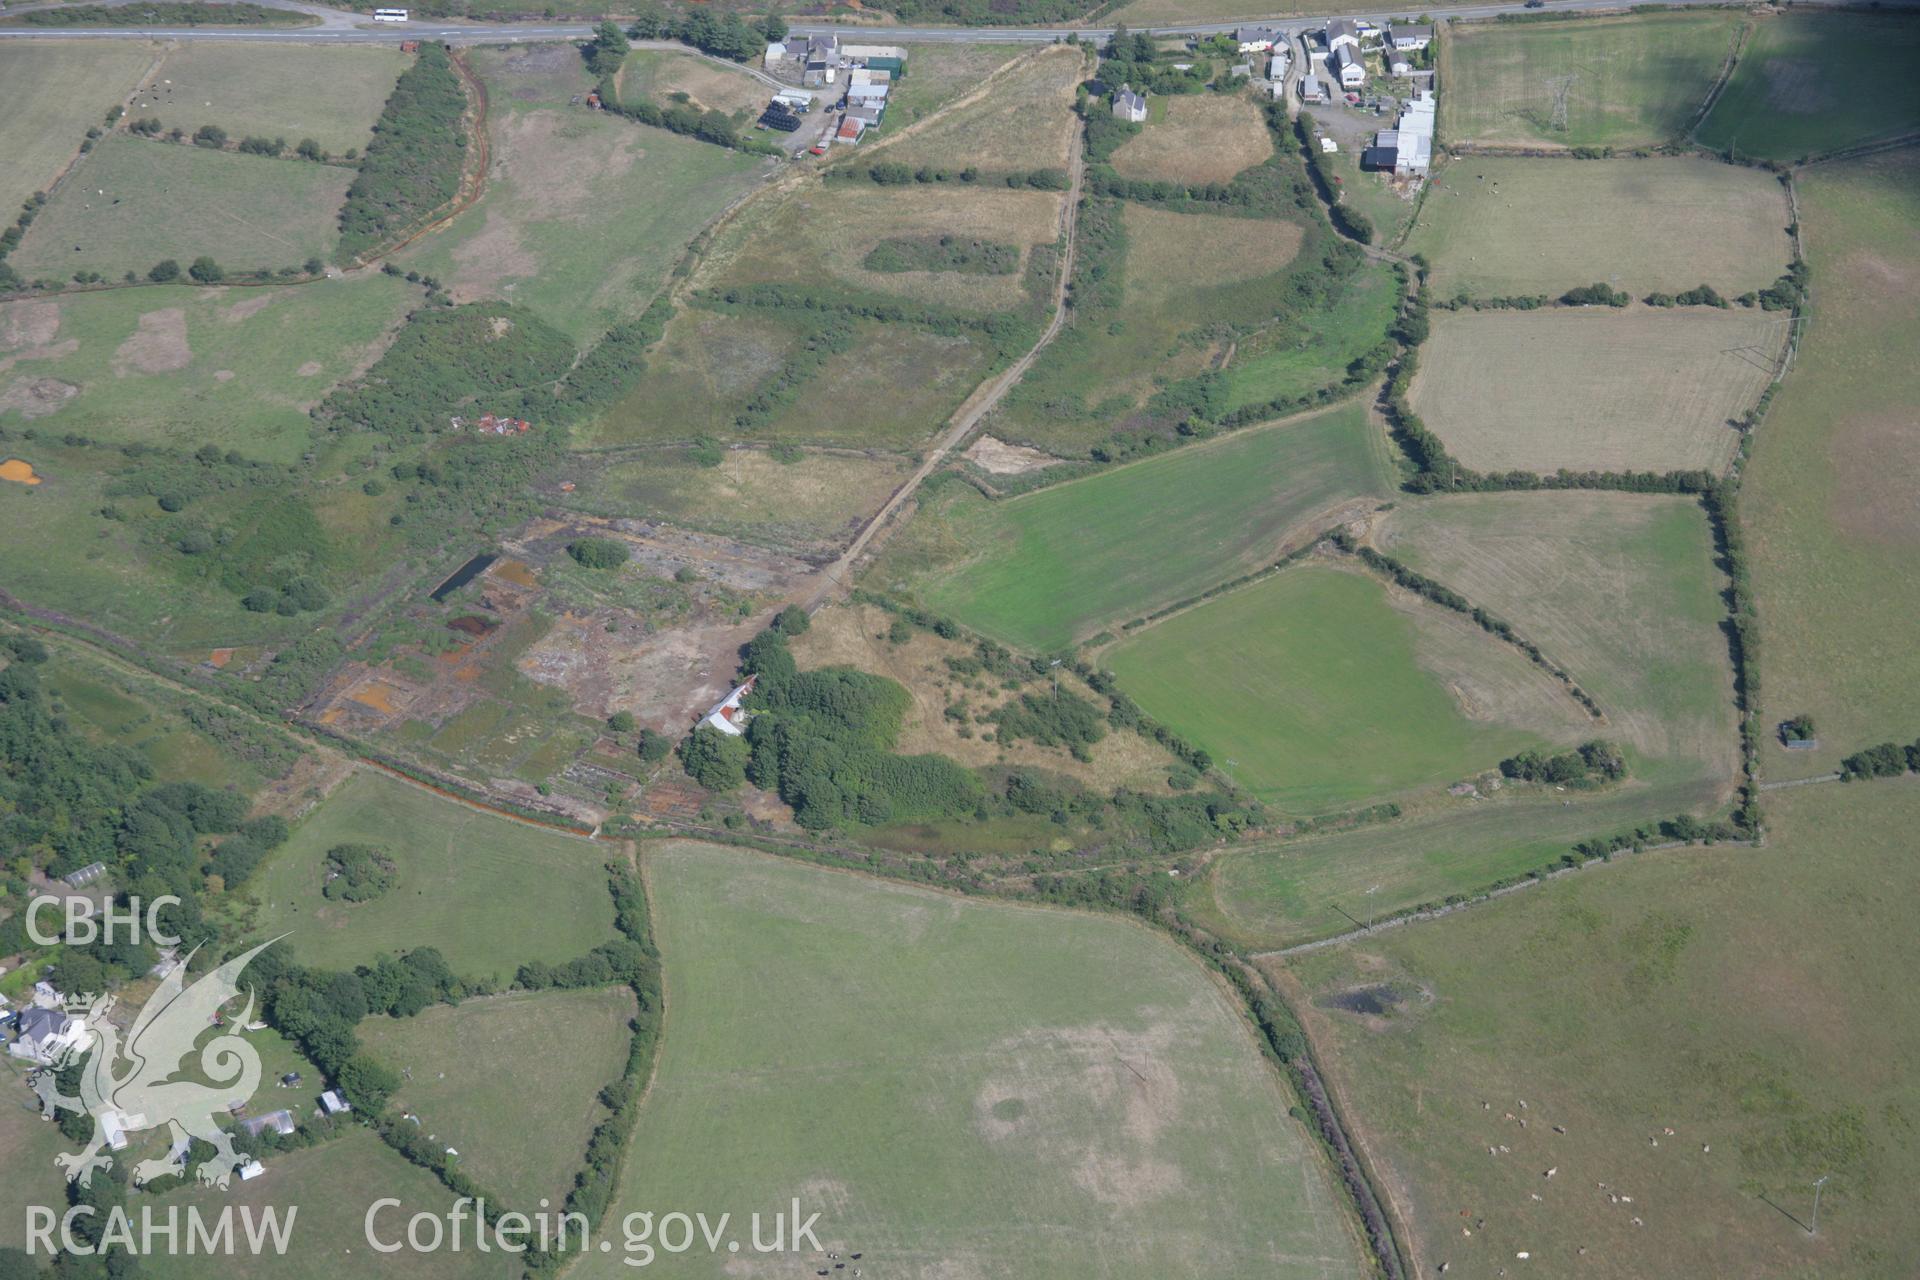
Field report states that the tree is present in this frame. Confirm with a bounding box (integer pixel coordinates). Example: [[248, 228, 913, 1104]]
[[627, 0, 669, 39], [637, 728, 672, 763], [148, 259, 180, 282], [586, 19, 630, 77], [607, 710, 636, 734], [761, 7, 788, 42], [188, 256, 223, 284], [192, 124, 227, 148], [567, 537, 629, 569], [295, 137, 323, 161], [680, 726, 748, 792], [772, 604, 811, 637]]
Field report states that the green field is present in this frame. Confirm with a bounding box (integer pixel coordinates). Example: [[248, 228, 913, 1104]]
[[1410, 156, 1792, 299], [1222, 260, 1401, 415], [138, 43, 407, 155], [1442, 10, 1742, 148], [254, 769, 615, 982], [576, 841, 1363, 1279], [1282, 779, 1920, 1278], [1107, 564, 1574, 813], [1695, 11, 1920, 162], [10, 134, 351, 281], [358, 987, 635, 1209], [143, 1130, 520, 1280], [392, 46, 765, 344], [1746, 150, 1920, 778], [0, 1067, 71, 1251], [0, 277, 415, 460], [892, 402, 1392, 651], [0, 40, 157, 213]]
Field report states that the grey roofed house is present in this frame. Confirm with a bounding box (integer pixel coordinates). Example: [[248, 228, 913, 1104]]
[[1388, 22, 1434, 48], [1113, 86, 1148, 123], [805, 35, 838, 61], [1330, 44, 1366, 85], [1325, 17, 1360, 48], [1235, 25, 1278, 47], [15, 1006, 68, 1049]]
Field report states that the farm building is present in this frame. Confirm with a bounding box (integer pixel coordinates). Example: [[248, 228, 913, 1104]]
[[1113, 85, 1148, 123], [1366, 90, 1435, 176], [1300, 75, 1331, 104], [1388, 23, 1433, 50], [1236, 26, 1280, 53], [1267, 50, 1291, 80], [700, 675, 758, 737], [835, 117, 865, 144], [1329, 44, 1367, 89], [319, 1090, 352, 1115], [240, 1109, 298, 1138]]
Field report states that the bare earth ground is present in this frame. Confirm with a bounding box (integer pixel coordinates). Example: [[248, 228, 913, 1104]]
[[963, 434, 1064, 476], [1410, 305, 1788, 474]]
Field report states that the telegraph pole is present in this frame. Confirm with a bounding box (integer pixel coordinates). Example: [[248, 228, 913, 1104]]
[[1810, 1174, 1829, 1236]]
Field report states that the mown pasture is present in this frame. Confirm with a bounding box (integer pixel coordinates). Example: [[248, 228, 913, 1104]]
[[1440, 10, 1742, 149], [871, 43, 1032, 135], [994, 201, 1309, 456], [0, 278, 414, 461], [1106, 563, 1584, 813], [1694, 10, 1920, 162], [358, 987, 636, 1209], [1746, 150, 1920, 777], [394, 47, 765, 343], [143, 1129, 522, 1280], [0, 1069, 71, 1250], [1409, 306, 1786, 474], [253, 769, 615, 982], [891, 402, 1391, 651], [0, 40, 158, 213], [878, 43, 1087, 172], [1109, 92, 1275, 185], [9, 134, 351, 281], [699, 179, 1064, 317], [139, 43, 407, 155], [616, 47, 768, 118], [561, 446, 912, 557], [578, 840, 1364, 1280], [1409, 156, 1792, 300], [1281, 780, 1920, 1279]]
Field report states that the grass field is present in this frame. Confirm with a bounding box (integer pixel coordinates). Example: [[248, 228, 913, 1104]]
[[10, 134, 351, 281], [1410, 156, 1792, 299], [253, 769, 615, 982], [394, 47, 765, 343], [0, 40, 157, 213], [143, 1129, 521, 1280], [617, 47, 768, 117], [1695, 11, 1920, 162], [358, 987, 636, 1209], [586, 307, 999, 450], [1746, 150, 1920, 778], [1377, 491, 1738, 779], [0, 277, 414, 461], [1222, 259, 1400, 414], [701, 179, 1063, 317], [890, 402, 1391, 651], [139, 43, 406, 155], [879, 44, 1088, 172], [1441, 10, 1742, 149], [575, 840, 1364, 1280], [1281, 780, 1920, 1278], [1109, 92, 1275, 185], [1409, 306, 1786, 474], [1106, 564, 1579, 813], [561, 446, 912, 555], [0, 1068, 71, 1250], [872, 43, 1031, 135], [995, 202, 1310, 455]]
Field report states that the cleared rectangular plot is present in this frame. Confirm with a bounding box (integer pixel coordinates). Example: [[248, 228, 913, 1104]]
[[1441, 11, 1741, 149], [878, 43, 1087, 172], [578, 841, 1363, 1280], [141, 43, 407, 155], [1109, 93, 1275, 186], [0, 41, 157, 212], [1410, 156, 1792, 299], [907, 402, 1390, 651], [10, 134, 350, 279], [1409, 307, 1786, 474]]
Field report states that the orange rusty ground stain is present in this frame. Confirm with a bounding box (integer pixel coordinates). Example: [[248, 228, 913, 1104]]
[[453, 663, 482, 683], [491, 559, 537, 587], [318, 707, 345, 726], [438, 644, 471, 666], [348, 682, 401, 715], [207, 648, 236, 669], [0, 459, 43, 485]]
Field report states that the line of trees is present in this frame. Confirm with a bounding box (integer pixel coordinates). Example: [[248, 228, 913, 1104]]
[[336, 42, 468, 261]]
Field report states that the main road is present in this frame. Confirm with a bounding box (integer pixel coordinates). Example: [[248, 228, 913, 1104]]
[[0, 0, 1896, 45]]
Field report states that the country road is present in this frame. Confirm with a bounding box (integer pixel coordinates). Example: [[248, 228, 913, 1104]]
[[4, 0, 1910, 45]]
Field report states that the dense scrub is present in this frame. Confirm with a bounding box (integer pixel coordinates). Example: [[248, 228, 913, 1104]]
[[336, 42, 468, 262]]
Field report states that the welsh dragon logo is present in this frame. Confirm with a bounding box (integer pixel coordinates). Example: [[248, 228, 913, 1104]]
[[34, 939, 282, 1191]]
